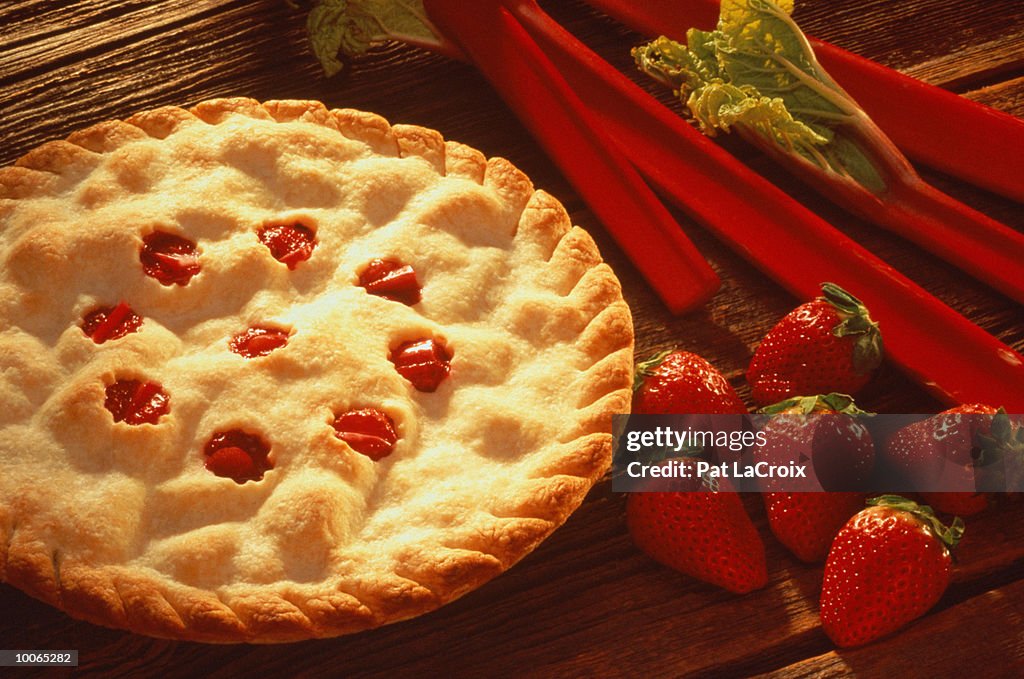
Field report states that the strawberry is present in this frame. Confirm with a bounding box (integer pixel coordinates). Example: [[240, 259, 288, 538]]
[[919, 491, 991, 517], [626, 461, 767, 594], [747, 283, 882, 407], [628, 351, 763, 592], [893, 406, 1024, 516], [633, 350, 746, 415], [884, 404, 1023, 498], [756, 394, 874, 561], [763, 492, 865, 563], [757, 394, 875, 492], [820, 495, 963, 647]]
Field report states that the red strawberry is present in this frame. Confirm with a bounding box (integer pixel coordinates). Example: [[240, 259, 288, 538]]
[[763, 493, 865, 563], [906, 406, 1024, 516], [633, 350, 746, 415], [821, 495, 963, 647], [628, 351, 763, 592], [919, 491, 990, 517], [747, 283, 882, 407], [627, 461, 767, 594], [884, 404, 995, 487], [757, 394, 875, 492], [883, 404, 1023, 496], [757, 394, 874, 562]]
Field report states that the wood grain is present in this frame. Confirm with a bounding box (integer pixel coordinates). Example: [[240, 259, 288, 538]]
[[1, 0, 1022, 675], [755, 579, 1024, 679]]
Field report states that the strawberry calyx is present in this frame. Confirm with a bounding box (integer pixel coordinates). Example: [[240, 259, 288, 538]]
[[976, 408, 1024, 490], [867, 494, 965, 553], [632, 349, 673, 392], [359, 259, 422, 306], [977, 408, 1024, 460], [819, 282, 883, 375], [758, 393, 872, 416]]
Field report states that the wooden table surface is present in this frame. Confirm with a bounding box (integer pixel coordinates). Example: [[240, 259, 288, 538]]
[[1, 0, 1022, 676]]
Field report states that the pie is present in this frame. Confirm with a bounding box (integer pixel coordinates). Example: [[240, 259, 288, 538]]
[[0, 98, 634, 642]]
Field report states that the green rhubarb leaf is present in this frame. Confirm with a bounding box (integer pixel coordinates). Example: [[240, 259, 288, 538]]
[[634, 0, 887, 193], [307, 0, 443, 76]]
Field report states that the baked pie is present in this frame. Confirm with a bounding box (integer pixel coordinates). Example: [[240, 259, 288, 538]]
[[0, 98, 633, 642]]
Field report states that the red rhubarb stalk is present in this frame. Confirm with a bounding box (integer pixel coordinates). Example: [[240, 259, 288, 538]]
[[498, 0, 1024, 410], [423, 0, 718, 314], [631, 1, 1024, 304], [729, 86, 1024, 305], [584, 0, 1024, 203]]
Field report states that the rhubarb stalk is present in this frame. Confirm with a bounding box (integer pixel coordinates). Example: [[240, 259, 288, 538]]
[[633, 0, 1024, 304], [586, 0, 1024, 203]]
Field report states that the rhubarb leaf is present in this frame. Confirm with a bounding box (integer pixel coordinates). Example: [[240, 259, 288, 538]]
[[634, 0, 886, 193], [307, 0, 444, 76]]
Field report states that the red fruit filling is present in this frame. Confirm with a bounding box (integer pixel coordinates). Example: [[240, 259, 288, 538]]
[[141, 232, 200, 286], [204, 430, 272, 484], [359, 259, 421, 305], [332, 408, 398, 461], [389, 338, 452, 392], [229, 326, 290, 358], [258, 223, 317, 269], [81, 302, 143, 344], [104, 379, 169, 425]]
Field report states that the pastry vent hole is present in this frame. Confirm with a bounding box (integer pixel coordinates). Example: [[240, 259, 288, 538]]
[[258, 221, 317, 269], [229, 325, 293, 358], [203, 430, 273, 484]]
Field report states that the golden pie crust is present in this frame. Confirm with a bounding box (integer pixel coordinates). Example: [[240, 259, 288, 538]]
[[0, 98, 633, 643]]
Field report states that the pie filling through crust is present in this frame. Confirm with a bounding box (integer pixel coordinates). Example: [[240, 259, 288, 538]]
[[0, 98, 634, 643]]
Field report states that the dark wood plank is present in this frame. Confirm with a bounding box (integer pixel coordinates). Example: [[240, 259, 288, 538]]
[[755, 578, 1024, 678], [967, 75, 1024, 117], [792, 0, 1024, 81], [0, 1, 247, 83]]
